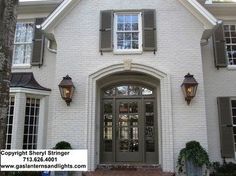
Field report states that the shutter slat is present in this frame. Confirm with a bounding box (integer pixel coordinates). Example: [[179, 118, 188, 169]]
[[31, 18, 45, 66], [213, 23, 227, 67], [100, 10, 113, 52], [143, 10, 156, 52], [217, 97, 235, 158]]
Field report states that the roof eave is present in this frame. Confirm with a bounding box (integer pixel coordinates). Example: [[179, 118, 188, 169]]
[[178, 0, 219, 30], [41, 0, 79, 33]]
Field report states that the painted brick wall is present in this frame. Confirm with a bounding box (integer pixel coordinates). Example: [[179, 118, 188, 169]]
[[202, 37, 236, 162], [46, 0, 209, 172]]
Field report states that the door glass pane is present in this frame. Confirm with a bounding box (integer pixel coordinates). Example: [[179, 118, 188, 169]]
[[129, 102, 138, 113], [130, 140, 139, 152], [119, 115, 128, 126], [104, 102, 112, 113], [120, 140, 129, 152], [146, 102, 154, 114], [130, 127, 138, 140], [130, 115, 138, 126], [104, 115, 112, 126], [145, 126, 154, 138], [146, 116, 154, 126], [146, 140, 155, 152], [119, 103, 128, 113], [104, 140, 112, 152], [104, 127, 112, 140], [120, 127, 129, 139]]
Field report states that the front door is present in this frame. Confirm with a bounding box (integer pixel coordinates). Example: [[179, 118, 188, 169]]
[[116, 100, 143, 162], [100, 84, 158, 163]]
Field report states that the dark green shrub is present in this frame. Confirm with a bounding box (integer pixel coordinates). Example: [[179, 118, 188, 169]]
[[210, 162, 236, 176], [54, 141, 72, 149]]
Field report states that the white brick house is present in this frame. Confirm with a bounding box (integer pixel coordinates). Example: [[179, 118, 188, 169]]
[[6, 0, 236, 174]]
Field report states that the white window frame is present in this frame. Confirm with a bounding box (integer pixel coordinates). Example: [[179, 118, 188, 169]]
[[12, 19, 34, 68], [22, 97, 40, 149], [5, 96, 15, 149], [223, 23, 236, 69], [113, 12, 142, 54]]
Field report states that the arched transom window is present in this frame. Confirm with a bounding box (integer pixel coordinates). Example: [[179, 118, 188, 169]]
[[103, 84, 154, 97]]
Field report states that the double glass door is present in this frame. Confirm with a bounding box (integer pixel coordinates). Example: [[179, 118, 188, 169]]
[[101, 85, 157, 163]]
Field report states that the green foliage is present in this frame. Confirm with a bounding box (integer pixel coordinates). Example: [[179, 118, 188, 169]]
[[177, 141, 210, 173], [54, 141, 72, 149], [211, 162, 236, 176]]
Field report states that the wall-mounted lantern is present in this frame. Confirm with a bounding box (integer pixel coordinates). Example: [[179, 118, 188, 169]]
[[181, 73, 198, 105], [58, 75, 75, 106]]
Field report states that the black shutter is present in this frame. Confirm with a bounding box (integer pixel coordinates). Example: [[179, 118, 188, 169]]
[[217, 97, 235, 158], [100, 10, 113, 53], [31, 18, 45, 66], [213, 23, 227, 67], [142, 9, 156, 53]]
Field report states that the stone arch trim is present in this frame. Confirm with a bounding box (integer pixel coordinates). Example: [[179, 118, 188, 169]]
[[87, 63, 174, 172]]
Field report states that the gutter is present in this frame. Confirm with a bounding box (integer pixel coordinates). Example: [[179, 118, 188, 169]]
[[19, 0, 63, 6]]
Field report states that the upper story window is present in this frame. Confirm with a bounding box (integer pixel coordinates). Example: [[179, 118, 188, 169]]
[[114, 13, 142, 53], [13, 22, 34, 66], [224, 25, 236, 65], [12, 18, 45, 68], [100, 10, 156, 55]]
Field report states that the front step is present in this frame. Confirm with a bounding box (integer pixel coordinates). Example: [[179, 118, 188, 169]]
[[82, 164, 175, 176]]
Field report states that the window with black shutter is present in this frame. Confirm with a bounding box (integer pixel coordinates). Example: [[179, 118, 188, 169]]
[[12, 18, 45, 67], [100, 10, 156, 54], [217, 97, 235, 158]]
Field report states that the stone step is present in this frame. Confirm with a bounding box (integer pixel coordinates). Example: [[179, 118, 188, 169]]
[[82, 170, 175, 176], [82, 165, 175, 176]]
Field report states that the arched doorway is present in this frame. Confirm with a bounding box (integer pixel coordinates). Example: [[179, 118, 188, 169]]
[[100, 83, 158, 164]]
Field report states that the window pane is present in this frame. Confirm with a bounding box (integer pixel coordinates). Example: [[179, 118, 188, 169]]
[[117, 33, 124, 40], [13, 45, 25, 64], [132, 33, 138, 40], [132, 41, 139, 49], [125, 23, 132, 31], [15, 23, 27, 43], [118, 15, 124, 23], [124, 41, 131, 49], [117, 86, 128, 95], [117, 23, 124, 31], [125, 15, 132, 23], [25, 24, 34, 42], [132, 15, 138, 23], [125, 33, 131, 40], [142, 88, 153, 95], [132, 23, 138, 30]]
